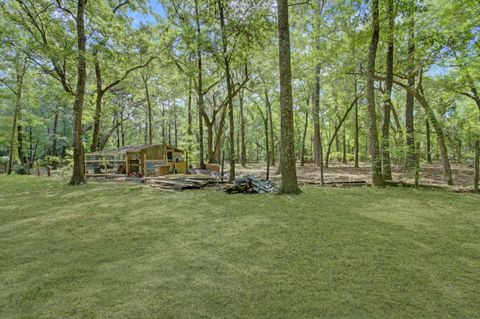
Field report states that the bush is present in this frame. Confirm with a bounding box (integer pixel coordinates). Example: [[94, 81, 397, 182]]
[[15, 164, 31, 175]]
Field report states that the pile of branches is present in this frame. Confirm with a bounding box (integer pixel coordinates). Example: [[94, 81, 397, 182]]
[[225, 175, 276, 194]]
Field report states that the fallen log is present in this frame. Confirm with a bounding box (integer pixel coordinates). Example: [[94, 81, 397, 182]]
[[299, 180, 367, 187]]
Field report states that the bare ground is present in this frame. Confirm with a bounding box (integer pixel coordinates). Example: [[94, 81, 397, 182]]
[[236, 161, 477, 190]]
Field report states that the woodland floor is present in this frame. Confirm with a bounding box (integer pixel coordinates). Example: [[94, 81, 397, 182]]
[[236, 162, 477, 190], [1, 175, 479, 318]]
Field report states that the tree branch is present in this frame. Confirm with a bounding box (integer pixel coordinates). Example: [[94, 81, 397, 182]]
[[113, 0, 129, 13], [103, 57, 155, 93]]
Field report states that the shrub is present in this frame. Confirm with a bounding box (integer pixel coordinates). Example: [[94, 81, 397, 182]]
[[15, 164, 31, 175]]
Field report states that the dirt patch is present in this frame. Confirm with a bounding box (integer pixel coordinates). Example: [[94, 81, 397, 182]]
[[236, 162, 476, 190]]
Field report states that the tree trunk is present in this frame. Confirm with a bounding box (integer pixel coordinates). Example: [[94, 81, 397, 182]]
[[425, 119, 432, 164], [70, 0, 87, 185], [381, 0, 394, 180], [474, 139, 479, 192], [301, 110, 309, 166], [342, 126, 347, 164], [120, 110, 125, 147], [265, 90, 275, 166], [17, 124, 25, 165], [312, 65, 323, 168], [161, 105, 166, 144], [28, 126, 33, 166], [354, 70, 359, 168], [194, 0, 205, 169], [8, 108, 19, 174], [385, 78, 453, 185], [187, 77, 193, 136], [91, 58, 103, 152], [168, 122, 172, 145], [277, 0, 300, 194], [240, 91, 247, 167], [143, 74, 153, 144], [218, 0, 236, 182], [51, 107, 59, 157], [418, 92, 452, 185], [264, 106, 270, 180], [405, 3, 416, 170], [236, 129, 240, 164], [366, 0, 384, 186], [325, 96, 361, 167], [174, 110, 178, 147], [115, 113, 120, 148]]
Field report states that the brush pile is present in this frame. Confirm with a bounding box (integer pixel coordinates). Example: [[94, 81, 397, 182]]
[[224, 175, 276, 194]]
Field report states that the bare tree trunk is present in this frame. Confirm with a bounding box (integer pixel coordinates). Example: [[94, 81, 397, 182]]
[[115, 113, 120, 148], [277, 0, 300, 194], [264, 106, 270, 180], [475, 140, 479, 192], [342, 126, 347, 164], [91, 58, 103, 152], [312, 65, 322, 168], [168, 122, 172, 145], [51, 107, 59, 157], [70, 0, 87, 185], [265, 90, 275, 166], [28, 126, 33, 166], [194, 0, 205, 169], [354, 70, 359, 168], [236, 129, 240, 163], [120, 110, 125, 147], [12, 57, 28, 167], [325, 96, 361, 167], [187, 77, 193, 136], [366, 0, 384, 186], [174, 110, 178, 147], [240, 91, 247, 167], [385, 77, 453, 185], [218, 0, 236, 182], [17, 124, 25, 165], [161, 105, 166, 144], [405, 3, 416, 170], [142, 74, 153, 144], [301, 110, 309, 166], [426, 119, 432, 164], [381, 0, 394, 180], [8, 99, 20, 174]]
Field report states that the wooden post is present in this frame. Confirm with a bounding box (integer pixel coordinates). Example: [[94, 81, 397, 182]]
[[475, 139, 479, 192]]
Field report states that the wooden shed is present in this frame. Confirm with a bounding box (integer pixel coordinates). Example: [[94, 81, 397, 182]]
[[84, 144, 187, 177]]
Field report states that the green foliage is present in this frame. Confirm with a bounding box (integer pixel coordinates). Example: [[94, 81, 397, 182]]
[[14, 164, 30, 175]]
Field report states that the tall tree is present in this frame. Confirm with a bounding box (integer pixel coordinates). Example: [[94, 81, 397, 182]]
[[405, 1, 416, 170], [366, 0, 384, 186], [4, 56, 28, 174], [69, 0, 87, 185], [312, 0, 324, 168], [277, 0, 300, 194], [194, 0, 205, 168], [381, 0, 395, 180], [218, 0, 236, 181]]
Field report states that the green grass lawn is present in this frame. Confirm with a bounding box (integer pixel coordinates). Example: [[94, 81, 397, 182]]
[[0, 176, 479, 318]]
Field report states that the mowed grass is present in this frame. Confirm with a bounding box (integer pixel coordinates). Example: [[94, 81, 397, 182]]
[[0, 176, 479, 318]]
